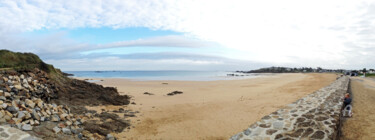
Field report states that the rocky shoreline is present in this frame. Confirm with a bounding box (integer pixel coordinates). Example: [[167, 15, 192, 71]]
[[231, 76, 349, 140], [0, 69, 131, 140]]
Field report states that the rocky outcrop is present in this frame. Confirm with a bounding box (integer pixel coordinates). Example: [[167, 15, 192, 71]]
[[0, 70, 95, 139], [0, 68, 133, 139], [231, 76, 349, 140]]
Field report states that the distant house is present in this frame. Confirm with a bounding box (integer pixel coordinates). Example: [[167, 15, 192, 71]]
[[369, 69, 375, 74], [345, 71, 358, 76]]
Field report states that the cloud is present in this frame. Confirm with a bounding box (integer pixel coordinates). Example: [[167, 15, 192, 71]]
[[0, 33, 216, 58], [45, 53, 265, 71], [1, 0, 375, 69], [102, 35, 217, 48]]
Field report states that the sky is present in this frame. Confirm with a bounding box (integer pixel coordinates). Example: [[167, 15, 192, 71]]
[[0, 0, 374, 71]]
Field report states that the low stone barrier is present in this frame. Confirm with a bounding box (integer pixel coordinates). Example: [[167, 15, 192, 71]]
[[231, 76, 349, 140]]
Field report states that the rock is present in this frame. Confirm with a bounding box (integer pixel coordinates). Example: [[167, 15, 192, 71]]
[[302, 128, 314, 137], [296, 117, 306, 123], [272, 121, 284, 130], [259, 124, 271, 128], [4, 92, 11, 98], [3, 114, 11, 121], [22, 124, 33, 131], [17, 111, 25, 119], [34, 120, 40, 125], [25, 99, 35, 108], [59, 113, 68, 121], [262, 115, 271, 120], [0, 96, 6, 101], [2, 103, 7, 109], [311, 131, 325, 139], [14, 85, 22, 90], [32, 111, 40, 120], [266, 129, 278, 135], [51, 115, 60, 122], [62, 128, 72, 135], [16, 123, 22, 129], [167, 91, 183, 96], [37, 101, 43, 108], [0, 118, 6, 123], [30, 119, 35, 125], [85, 113, 92, 118], [58, 123, 66, 128], [243, 129, 251, 136], [71, 127, 83, 134], [7, 106, 18, 114], [65, 120, 72, 126], [0, 131, 9, 137], [288, 129, 304, 138], [106, 134, 115, 140], [315, 116, 328, 121], [24, 112, 31, 119], [53, 126, 61, 134], [12, 118, 22, 124]]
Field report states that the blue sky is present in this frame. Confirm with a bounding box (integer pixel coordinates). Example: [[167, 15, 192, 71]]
[[1, 0, 375, 70], [25, 27, 182, 44]]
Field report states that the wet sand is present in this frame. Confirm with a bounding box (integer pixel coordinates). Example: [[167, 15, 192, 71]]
[[85, 73, 336, 140], [340, 77, 375, 140]]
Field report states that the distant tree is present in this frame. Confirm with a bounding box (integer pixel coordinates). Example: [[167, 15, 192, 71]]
[[363, 68, 367, 73], [317, 67, 322, 72]]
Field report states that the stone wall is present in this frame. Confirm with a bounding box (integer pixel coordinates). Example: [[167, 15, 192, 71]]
[[231, 76, 349, 140]]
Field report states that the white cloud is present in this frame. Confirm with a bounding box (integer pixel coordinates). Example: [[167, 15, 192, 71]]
[[101, 35, 218, 48], [1, 0, 375, 69], [46, 57, 260, 71]]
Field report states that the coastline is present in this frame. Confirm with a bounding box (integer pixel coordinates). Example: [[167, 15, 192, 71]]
[[81, 73, 337, 139]]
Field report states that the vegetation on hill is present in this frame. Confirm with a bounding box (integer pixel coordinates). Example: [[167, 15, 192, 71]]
[[0, 49, 58, 73], [238, 66, 345, 73]]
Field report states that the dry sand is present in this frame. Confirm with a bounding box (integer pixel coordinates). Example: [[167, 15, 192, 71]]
[[85, 73, 336, 140], [340, 77, 375, 140]]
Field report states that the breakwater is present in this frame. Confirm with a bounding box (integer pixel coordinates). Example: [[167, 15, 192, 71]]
[[231, 76, 349, 140]]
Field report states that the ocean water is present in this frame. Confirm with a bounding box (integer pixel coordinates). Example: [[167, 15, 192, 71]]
[[65, 71, 257, 81]]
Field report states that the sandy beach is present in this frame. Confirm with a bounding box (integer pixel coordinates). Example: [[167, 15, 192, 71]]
[[84, 73, 337, 140]]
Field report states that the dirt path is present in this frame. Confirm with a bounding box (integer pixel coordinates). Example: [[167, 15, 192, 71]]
[[340, 77, 375, 140]]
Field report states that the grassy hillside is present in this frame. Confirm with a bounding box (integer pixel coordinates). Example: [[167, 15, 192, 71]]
[[0, 49, 57, 73]]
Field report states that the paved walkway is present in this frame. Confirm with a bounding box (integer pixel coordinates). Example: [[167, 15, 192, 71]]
[[0, 125, 40, 140]]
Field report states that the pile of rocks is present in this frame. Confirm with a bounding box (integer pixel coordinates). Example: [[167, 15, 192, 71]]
[[231, 76, 349, 140], [0, 71, 93, 139]]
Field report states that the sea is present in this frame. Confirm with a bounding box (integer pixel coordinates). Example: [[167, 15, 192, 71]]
[[65, 71, 258, 81]]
